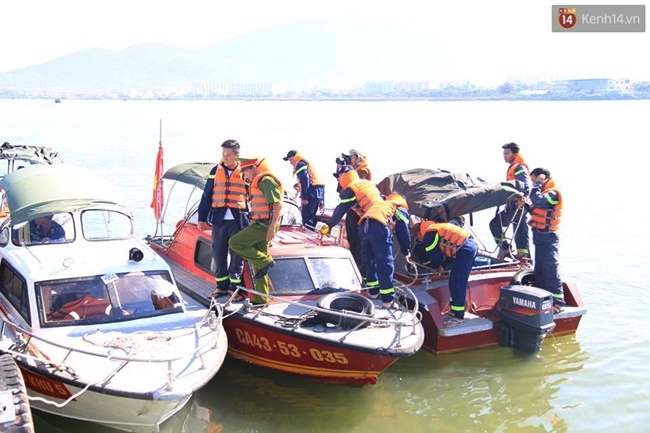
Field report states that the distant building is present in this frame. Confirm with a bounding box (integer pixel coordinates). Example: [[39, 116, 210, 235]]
[[364, 81, 429, 95], [200, 82, 273, 97], [552, 78, 631, 95]]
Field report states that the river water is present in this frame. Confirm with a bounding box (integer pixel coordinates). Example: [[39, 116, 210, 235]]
[[1, 98, 647, 433]]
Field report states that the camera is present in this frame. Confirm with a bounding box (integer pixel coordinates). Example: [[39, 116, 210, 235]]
[[335, 155, 350, 166]]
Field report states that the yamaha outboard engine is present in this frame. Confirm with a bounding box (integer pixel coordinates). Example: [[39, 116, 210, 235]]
[[497, 285, 556, 352]]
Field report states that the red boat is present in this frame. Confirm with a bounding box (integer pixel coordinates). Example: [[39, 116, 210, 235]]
[[376, 168, 587, 355], [147, 163, 424, 387]]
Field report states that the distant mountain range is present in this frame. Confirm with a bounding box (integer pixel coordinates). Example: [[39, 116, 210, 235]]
[[0, 19, 439, 95]]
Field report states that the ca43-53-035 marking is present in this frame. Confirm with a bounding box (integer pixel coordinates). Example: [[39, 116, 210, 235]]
[[235, 328, 349, 364]]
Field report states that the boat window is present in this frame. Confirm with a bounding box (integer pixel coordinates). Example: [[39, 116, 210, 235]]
[[82, 209, 133, 240], [268, 258, 315, 294], [0, 261, 31, 322], [11, 212, 75, 246], [39, 271, 182, 326], [310, 257, 362, 292], [280, 197, 302, 227], [267, 257, 362, 295]]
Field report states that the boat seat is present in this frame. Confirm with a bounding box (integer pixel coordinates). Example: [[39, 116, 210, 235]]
[[439, 312, 493, 337]]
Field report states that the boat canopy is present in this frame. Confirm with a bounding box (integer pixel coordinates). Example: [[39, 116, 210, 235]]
[[0, 142, 62, 168], [162, 162, 214, 190], [376, 168, 522, 222], [0, 165, 131, 225]]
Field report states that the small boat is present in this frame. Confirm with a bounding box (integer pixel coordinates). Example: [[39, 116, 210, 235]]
[[0, 165, 228, 433], [146, 162, 425, 387], [376, 168, 587, 354], [54, 98, 61, 103]]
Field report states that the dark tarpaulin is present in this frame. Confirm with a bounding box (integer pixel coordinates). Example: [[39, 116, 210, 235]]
[[376, 168, 522, 222]]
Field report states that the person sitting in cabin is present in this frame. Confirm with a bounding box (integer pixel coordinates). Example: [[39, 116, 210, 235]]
[[151, 285, 182, 310], [411, 220, 478, 326], [358, 193, 412, 308], [282, 150, 325, 231], [29, 214, 66, 243]]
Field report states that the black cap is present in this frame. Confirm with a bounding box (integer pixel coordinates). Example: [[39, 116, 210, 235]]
[[282, 150, 298, 161], [336, 164, 354, 176]]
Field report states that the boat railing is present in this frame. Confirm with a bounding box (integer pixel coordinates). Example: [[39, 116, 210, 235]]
[[228, 284, 422, 329], [0, 303, 225, 405]]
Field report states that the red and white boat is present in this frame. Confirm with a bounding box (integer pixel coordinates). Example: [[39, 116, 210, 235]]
[[147, 163, 425, 387], [376, 168, 587, 355]]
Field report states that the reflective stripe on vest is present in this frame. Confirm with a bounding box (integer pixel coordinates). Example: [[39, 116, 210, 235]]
[[420, 221, 469, 258], [530, 179, 562, 232], [292, 152, 325, 187], [249, 171, 283, 220], [348, 179, 382, 218], [211, 164, 247, 209]]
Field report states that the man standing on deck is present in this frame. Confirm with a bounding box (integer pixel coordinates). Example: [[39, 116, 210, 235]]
[[229, 156, 283, 304], [282, 150, 325, 231], [197, 139, 249, 298], [528, 167, 565, 312], [489, 142, 531, 260]]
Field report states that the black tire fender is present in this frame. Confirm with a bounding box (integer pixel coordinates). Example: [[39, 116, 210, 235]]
[[316, 292, 375, 329], [0, 353, 35, 433], [510, 268, 535, 286]]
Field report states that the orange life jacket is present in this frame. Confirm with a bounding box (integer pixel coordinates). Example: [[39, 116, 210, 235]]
[[420, 221, 470, 258], [291, 152, 325, 187], [211, 164, 247, 210], [529, 178, 562, 231], [346, 179, 383, 218], [48, 295, 113, 321], [355, 160, 372, 180], [506, 153, 529, 181], [249, 163, 284, 221], [360, 200, 397, 226]]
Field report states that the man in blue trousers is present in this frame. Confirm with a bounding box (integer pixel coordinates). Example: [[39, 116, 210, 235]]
[[358, 193, 412, 308], [412, 220, 478, 325]]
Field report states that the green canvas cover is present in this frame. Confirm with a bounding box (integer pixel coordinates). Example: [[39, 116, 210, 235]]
[[0, 164, 130, 225], [376, 168, 522, 222]]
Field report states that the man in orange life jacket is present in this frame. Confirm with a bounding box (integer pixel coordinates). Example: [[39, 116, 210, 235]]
[[229, 156, 283, 304], [197, 140, 249, 298], [282, 150, 325, 230], [528, 167, 565, 310], [412, 220, 478, 324], [358, 193, 411, 307], [489, 142, 531, 260], [338, 150, 373, 272], [320, 165, 383, 283]]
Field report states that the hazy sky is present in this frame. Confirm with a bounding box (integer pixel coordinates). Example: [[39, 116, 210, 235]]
[[2, 0, 648, 84]]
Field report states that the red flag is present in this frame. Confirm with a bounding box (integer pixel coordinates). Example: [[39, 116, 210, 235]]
[[150, 140, 164, 222]]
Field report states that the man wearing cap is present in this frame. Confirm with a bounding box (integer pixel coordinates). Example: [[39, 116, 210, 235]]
[[321, 165, 383, 284], [197, 139, 249, 298], [229, 156, 283, 304], [282, 150, 325, 230], [528, 167, 564, 312]]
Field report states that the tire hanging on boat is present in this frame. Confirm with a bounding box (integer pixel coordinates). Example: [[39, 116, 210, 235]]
[[316, 292, 375, 329], [0, 353, 35, 433], [510, 268, 535, 286]]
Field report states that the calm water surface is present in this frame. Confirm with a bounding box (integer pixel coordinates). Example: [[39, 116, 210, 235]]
[[1, 98, 647, 433]]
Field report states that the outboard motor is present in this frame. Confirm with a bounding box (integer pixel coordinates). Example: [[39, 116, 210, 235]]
[[497, 285, 556, 352]]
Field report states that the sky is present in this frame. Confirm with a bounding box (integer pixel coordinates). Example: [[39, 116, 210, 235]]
[[1, 0, 648, 85]]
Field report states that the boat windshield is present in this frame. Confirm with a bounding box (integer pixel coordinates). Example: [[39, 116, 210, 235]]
[[81, 209, 133, 240], [38, 270, 183, 326], [11, 212, 74, 245], [268, 256, 362, 295]]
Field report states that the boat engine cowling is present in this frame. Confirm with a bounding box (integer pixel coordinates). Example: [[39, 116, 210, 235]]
[[497, 285, 556, 352]]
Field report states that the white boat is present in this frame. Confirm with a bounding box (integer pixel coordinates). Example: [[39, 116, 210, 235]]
[[0, 164, 228, 433]]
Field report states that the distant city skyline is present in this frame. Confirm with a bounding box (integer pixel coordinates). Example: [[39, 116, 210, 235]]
[[2, 1, 649, 86]]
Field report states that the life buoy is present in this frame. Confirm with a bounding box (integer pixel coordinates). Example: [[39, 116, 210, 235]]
[[316, 292, 375, 329], [510, 269, 535, 286]]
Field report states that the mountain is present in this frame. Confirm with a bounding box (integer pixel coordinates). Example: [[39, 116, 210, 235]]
[[0, 19, 438, 95]]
